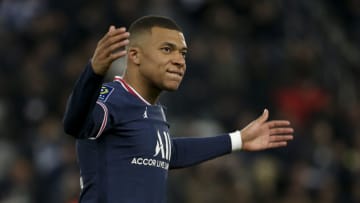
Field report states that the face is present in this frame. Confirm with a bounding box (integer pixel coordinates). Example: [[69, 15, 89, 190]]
[[136, 27, 187, 91]]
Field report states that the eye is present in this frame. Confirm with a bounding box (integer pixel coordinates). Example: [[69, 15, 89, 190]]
[[181, 51, 187, 58], [161, 47, 171, 53]]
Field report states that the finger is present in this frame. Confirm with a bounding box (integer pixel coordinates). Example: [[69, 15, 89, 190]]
[[269, 135, 294, 142], [108, 50, 127, 61], [96, 31, 129, 57], [100, 39, 129, 60], [94, 43, 126, 66], [109, 25, 116, 32], [102, 32, 130, 50], [268, 120, 291, 128], [107, 27, 127, 38], [98, 32, 130, 55], [268, 142, 288, 149], [108, 39, 130, 53], [257, 109, 269, 123], [98, 27, 127, 46], [270, 127, 294, 135], [98, 26, 121, 44]]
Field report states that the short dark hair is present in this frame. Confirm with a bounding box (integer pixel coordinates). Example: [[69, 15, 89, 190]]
[[129, 15, 182, 35]]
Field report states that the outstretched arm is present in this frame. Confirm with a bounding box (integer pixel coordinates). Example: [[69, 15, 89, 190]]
[[239, 109, 294, 151], [169, 109, 294, 169]]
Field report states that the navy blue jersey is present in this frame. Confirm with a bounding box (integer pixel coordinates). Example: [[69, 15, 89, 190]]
[[63, 63, 232, 203]]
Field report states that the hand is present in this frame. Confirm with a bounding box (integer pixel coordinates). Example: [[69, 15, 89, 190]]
[[91, 26, 130, 76], [240, 109, 294, 151]]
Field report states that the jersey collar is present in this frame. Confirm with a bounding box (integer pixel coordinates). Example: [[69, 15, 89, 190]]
[[113, 76, 152, 106]]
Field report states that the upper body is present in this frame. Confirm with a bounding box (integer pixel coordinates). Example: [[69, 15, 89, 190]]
[[63, 16, 294, 203], [64, 62, 236, 203]]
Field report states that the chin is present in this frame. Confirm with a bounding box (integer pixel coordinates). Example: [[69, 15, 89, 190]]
[[164, 85, 180, 92], [163, 82, 181, 91]]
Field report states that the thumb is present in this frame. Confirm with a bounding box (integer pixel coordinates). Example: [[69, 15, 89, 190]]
[[257, 108, 269, 123]]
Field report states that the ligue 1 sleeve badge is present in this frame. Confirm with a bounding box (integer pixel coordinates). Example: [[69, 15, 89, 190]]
[[98, 85, 114, 102]]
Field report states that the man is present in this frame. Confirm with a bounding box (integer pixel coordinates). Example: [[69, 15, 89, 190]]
[[63, 15, 294, 203]]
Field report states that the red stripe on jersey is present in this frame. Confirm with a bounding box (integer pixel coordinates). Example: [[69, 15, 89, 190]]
[[113, 76, 151, 105], [114, 76, 136, 96]]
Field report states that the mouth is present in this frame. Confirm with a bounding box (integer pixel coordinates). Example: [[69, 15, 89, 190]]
[[166, 70, 183, 78]]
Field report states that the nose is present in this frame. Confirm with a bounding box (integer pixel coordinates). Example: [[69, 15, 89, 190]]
[[172, 52, 186, 67]]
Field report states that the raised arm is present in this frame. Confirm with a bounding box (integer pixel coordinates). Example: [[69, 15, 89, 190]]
[[91, 26, 130, 76], [63, 26, 129, 137]]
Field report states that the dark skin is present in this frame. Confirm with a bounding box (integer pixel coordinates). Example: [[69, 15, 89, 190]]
[[90, 25, 294, 151]]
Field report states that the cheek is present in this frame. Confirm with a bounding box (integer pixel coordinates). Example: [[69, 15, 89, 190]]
[[141, 55, 163, 74], [150, 56, 169, 71]]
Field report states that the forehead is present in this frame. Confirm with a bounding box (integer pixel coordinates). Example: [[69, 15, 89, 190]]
[[148, 27, 187, 48]]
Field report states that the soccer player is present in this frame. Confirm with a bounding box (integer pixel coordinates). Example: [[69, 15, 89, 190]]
[[63, 15, 294, 203]]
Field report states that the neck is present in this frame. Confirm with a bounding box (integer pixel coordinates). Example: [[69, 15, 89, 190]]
[[122, 72, 161, 105]]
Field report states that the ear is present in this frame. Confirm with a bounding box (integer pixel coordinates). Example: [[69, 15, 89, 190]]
[[127, 47, 141, 65]]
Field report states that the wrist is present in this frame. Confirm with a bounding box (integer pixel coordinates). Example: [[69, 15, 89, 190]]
[[229, 130, 242, 151], [90, 60, 107, 76]]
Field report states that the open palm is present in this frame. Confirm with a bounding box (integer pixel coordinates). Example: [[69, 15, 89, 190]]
[[240, 109, 294, 151]]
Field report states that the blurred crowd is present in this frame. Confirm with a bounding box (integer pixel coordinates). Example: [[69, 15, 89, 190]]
[[0, 0, 359, 202]]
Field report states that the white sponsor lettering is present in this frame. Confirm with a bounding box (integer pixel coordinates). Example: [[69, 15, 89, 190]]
[[130, 130, 171, 170], [131, 157, 169, 170], [154, 130, 171, 161]]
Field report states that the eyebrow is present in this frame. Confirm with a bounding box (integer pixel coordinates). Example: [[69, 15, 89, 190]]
[[162, 42, 188, 51]]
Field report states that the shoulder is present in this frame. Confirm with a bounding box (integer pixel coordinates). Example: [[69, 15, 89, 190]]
[[98, 83, 115, 103], [97, 80, 125, 103]]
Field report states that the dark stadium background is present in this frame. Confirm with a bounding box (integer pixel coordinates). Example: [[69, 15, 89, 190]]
[[0, 0, 359, 202]]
